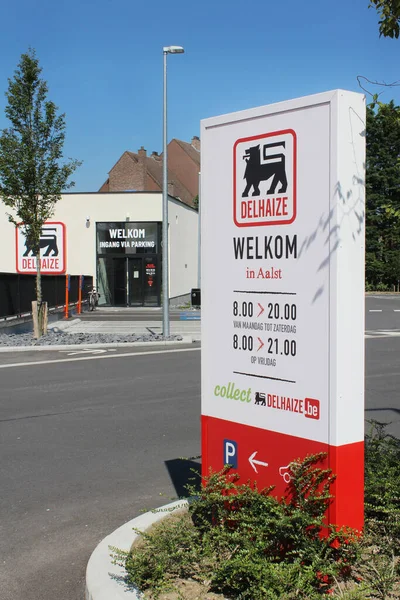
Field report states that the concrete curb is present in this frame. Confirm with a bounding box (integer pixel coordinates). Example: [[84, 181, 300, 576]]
[[85, 499, 189, 600], [49, 319, 82, 331], [0, 337, 199, 353]]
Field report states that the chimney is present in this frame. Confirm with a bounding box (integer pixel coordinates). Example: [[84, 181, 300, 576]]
[[168, 181, 175, 197], [138, 146, 147, 161], [151, 151, 161, 160], [136, 147, 147, 190], [191, 136, 200, 151]]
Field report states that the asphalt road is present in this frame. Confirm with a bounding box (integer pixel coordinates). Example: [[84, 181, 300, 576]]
[[362, 295, 400, 437], [365, 293, 400, 332], [0, 295, 399, 600], [0, 345, 201, 600], [366, 335, 400, 434], [365, 295, 400, 436]]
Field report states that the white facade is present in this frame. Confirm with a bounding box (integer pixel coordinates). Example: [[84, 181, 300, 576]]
[[0, 191, 199, 304]]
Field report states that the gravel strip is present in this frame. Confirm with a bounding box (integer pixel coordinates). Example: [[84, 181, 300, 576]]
[[0, 330, 182, 347]]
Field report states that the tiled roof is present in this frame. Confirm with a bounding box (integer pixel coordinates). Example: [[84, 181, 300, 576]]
[[99, 139, 200, 206], [173, 139, 200, 165], [127, 150, 194, 206]]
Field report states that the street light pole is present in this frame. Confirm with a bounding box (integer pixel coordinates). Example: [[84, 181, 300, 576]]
[[162, 45, 184, 338], [197, 171, 201, 289]]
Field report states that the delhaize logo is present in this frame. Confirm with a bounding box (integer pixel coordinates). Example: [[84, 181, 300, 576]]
[[233, 129, 297, 227], [254, 391, 320, 420]]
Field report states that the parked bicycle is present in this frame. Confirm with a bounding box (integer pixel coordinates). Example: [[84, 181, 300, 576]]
[[88, 287, 100, 311]]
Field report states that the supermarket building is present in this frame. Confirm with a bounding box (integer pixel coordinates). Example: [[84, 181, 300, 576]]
[[0, 191, 199, 312]]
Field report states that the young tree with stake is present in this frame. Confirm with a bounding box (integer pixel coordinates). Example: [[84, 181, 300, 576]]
[[0, 49, 81, 337]]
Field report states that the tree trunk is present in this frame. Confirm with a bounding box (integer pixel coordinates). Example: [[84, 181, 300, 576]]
[[36, 250, 42, 305], [32, 251, 47, 338]]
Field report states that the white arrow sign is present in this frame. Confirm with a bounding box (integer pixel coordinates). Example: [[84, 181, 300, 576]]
[[248, 451, 269, 473], [59, 348, 117, 356]]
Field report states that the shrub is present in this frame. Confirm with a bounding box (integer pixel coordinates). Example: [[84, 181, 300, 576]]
[[364, 421, 400, 546], [113, 454, 359, 598], [112, 423, 400, 599], [361, 422, 400, 599]]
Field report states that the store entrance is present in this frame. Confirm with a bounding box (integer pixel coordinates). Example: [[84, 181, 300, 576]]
[[129, 257, 159, 306], [98, 256, 160, 307], [96, 221, 161, 307], [129, 258, 142, 305]]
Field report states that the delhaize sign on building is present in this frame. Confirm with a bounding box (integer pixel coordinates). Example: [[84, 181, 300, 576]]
[[16, 222, 66, 274], [200, 90, 365, 531]]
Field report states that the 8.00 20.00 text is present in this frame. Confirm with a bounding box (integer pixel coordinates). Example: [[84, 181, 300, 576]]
[[232, 301, 297, 321]]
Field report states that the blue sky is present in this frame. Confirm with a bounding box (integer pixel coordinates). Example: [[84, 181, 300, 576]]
[[0, 0, 398, 192]]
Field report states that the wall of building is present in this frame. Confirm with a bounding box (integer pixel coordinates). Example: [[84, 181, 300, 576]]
[[168, 140, 200, 201], [0, 192, 198, 301], [168, 198, 199, 300]]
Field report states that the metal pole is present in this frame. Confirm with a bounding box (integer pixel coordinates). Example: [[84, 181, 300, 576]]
[[126, 257, 129, 307], [197, 171, 201, 289], [162, 50, 170, 338]]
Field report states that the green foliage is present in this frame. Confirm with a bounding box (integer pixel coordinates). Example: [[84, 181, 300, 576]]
[[370, 0, 400, 38], [366, 101, 400, 289], [330, 584, 369, 599], [357, 531, 400, 600], [0, 48, 81, 309], [364, 421, 400, 549], [355, 422, 400, 599], [112, 426, 400, 599], [365, 281, 390, 292], [113, 512, 208, 595], [114, 454, 361, 599]]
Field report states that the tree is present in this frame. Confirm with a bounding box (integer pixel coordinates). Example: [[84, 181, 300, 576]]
[[366, 101, 400, 289], [370, 0, 400, 38], [0, 49, 81, 336], [358, 2, 400, 104]]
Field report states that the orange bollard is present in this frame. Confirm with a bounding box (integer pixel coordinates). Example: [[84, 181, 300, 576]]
[[65, 274, 70, 319], [77, 275, 82, 315]]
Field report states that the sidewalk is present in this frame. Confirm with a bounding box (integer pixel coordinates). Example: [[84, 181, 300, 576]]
[[53, 306, 201, 339], [0, 307, 202, 347]]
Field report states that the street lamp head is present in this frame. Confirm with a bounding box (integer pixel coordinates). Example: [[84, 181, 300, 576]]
[[163, 45, 184, 54]]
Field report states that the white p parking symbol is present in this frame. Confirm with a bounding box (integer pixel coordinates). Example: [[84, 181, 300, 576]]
[[223, 439, 238, 468]]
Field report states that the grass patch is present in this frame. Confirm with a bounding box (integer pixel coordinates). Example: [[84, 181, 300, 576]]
[[111, 422, 400, 599]]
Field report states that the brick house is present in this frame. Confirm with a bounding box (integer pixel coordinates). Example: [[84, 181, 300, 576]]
[[99, 136, 200, 208]]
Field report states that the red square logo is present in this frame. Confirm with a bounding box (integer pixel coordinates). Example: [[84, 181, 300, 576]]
[[233, 129, 297, 227], [16, 222, 66, 274], [304, 398, 320, 420]]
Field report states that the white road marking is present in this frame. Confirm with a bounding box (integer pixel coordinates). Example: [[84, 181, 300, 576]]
[[365, 333, 387, 340], [59, 348, 117, 356], [394, 310, 400, 312], [376, 331, 400, 336], [366, 372, 400, 379], [0, 347, 201, 370], [369, 309, 382, 312]]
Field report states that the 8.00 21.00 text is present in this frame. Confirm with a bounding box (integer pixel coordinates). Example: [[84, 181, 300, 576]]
[[233, 335, 297, 356]]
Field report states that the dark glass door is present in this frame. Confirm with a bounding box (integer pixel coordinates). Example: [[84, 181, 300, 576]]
[[129, 258, 143, 306], [113, 258, 127, 306]]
